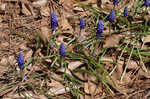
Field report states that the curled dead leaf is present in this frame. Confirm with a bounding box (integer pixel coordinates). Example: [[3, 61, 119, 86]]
[[22, 3, 31, 16], [142, 35, 150, 44], [32, 0, 47, 7], [0, 57, 8, 66], [59, 17, 73, 34], [68, 61, 83, 71], [24, 50, 33, 61], [40, 6, 50, 17], [47, 79, 70, 96], [40, 26, 50, 43], [103, 34, 121, 48]]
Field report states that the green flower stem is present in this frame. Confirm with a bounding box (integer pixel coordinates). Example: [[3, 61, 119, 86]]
[[20, 69, 25, 82]]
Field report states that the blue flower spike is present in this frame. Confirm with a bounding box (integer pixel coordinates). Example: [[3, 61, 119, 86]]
[[80, 18, 85, 30], [124, 6, 128, 17], [145, 0, 150, 8], [109, 10, 115, 23], [113, 0, 118, 6], [59, 42, 66, 57], [17, 52, 24, 70], [50, 41, 54, 47], [96, 20, 104, 38], [51, 12, 58, 32], [93, 51, 96, 57]]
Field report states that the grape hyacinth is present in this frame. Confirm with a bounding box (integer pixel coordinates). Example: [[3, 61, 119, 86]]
[[144, 0, 150, 8], [80, 18, 85, 30], [93, 51, 96, 57], [50, 41, 54, 47], [17, 52, 24, 70], [50, 12, 58, 32], [109, 10, 115, 23], [59, 42, 66, 57], [96, 20, 104, 38], [124, 6, 128, 17], [113, 0, 118, 6]]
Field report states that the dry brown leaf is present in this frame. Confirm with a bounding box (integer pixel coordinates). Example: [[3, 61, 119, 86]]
[[84, 82, 90, 94], [0, 16, 2, 23], [0, 57, 8, 66], [40, 26, 50, 43], [88, 74, 97, 82], [0, 3, 5, 11], [84, 95, 91, 99], [32, 0, 47, 7], [0, 42, 9, 47], [22, 3, 32, 16], [40, 6, 50, 17], [8, 56, 16, 66], [73, 6, 84, 12], [57, 67, 72, 75], [76, 0, 97, 5], [4, 91, 47, 99], [24, 50, 33, 61], [121, 72, 132, 84], [68, 61, 83, 71], [103, 34, 121, 48], [47, 79, 69, 95], [101, 57, 114, 62], [88, 81, 97, 95], [72, 71, 85, 81], [142, 35, 150, 44], [59, 16, 73, 34], [138, 69, 150, 79], [84, 81, 97, 95], [127, 60, 138, 70], [59, 0, 74, 14], [79, 94, 84, 99], [19, 42, 28, 50]]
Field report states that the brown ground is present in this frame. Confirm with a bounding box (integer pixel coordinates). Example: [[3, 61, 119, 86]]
[[0, 0, 150, 99]]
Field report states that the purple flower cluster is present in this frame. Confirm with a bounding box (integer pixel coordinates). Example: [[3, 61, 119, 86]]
[[145, 0, 150, 7], [113, 0, 118, 6], [109, 10, 115, 23], [96, 20, 103, 38], [59, 42, 66, 57], [50, 5, 132, 58], [124, 6, 128, 17], [17, 52, 24, 70], [80, 18, 85, 30], [51, 12, 58, 32]]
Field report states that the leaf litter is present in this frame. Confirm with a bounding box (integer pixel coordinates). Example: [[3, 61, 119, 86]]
[[0, 0, 150, 99]]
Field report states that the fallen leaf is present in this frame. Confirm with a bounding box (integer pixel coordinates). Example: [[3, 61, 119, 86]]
[[22, 3, 31, 16], [24, 50, 33, 61], [138, 69, 150, 79], [59, 16, 73, 34], [0, 3, 5, 11], [84, 95, 91, 99], [142, 35, 150, 44], [4, 91, 47, 99], [32, 0, 47, 7], [68, 61, 83, 71], [0, 57, 8, 65], [40, 6, 50, 17], [88, 81, 97, 95], [40, 26, 50, 43], [84, 82, 90, 94], [8, 56, 16, 66], [0, 42, 9, 47], [103, 34, 121, 48], [47, 79, 69, 96], [127, 60, 138, 70], [72, 71, 85, 81]]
